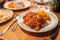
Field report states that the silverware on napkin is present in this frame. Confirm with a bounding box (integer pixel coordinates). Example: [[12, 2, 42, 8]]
[[0, 14, 19, 36]]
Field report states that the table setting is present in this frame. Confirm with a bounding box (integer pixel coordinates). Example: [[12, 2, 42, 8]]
[[0, 0, 60, 40]]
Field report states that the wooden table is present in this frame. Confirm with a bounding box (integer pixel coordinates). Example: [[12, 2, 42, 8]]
[[0, 1, 60, 40]]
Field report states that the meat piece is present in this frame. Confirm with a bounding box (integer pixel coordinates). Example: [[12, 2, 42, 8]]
[[23, 12, 46, 31]]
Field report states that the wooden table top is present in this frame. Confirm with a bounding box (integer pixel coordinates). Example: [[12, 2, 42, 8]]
[[0, 0, 60, 40]]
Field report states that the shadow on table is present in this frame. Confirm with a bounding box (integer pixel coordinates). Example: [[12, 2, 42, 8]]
[[0, 38, 3, 40], [21, 28, 53, 37], [0, 18, 13, 26], [20, 21, 60, 37], [13, 7, 30, 12], [58, 21, 60, 28]]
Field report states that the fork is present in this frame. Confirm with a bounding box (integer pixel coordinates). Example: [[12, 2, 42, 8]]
[[12, 23, 18, 32]]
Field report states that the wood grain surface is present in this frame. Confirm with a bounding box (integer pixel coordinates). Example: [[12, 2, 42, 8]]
[[0, 0, 60, 40]]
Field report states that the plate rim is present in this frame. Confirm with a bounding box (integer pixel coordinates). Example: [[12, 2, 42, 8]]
[[17, 9, 58, 33], [3, 1, 31, 10], [0, 9, 14, 23]]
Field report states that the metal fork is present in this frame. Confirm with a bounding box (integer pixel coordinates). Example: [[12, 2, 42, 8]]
[[12, 23, 18, 32]]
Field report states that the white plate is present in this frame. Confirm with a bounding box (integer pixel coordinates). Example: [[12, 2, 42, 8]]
[[17, 9, 58, 33], [4, 1, 31, 10], [0, 9, 13, 23]]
